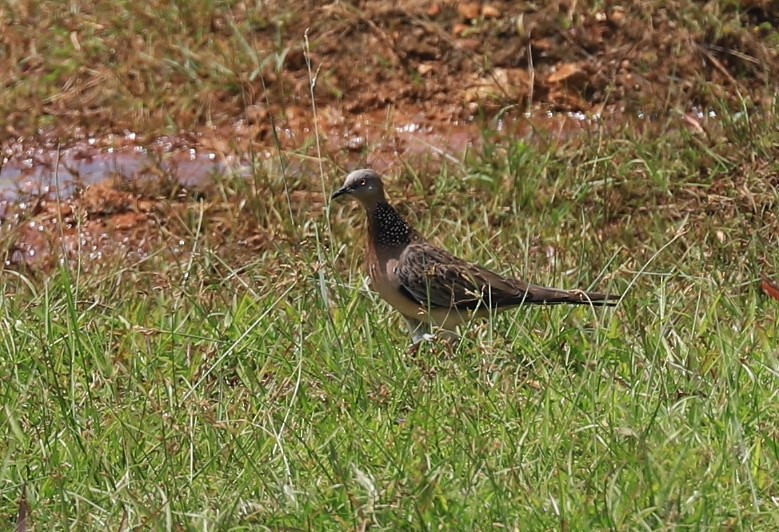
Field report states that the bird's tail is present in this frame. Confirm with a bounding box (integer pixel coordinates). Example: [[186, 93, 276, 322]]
[[520, 284, 620, 306]]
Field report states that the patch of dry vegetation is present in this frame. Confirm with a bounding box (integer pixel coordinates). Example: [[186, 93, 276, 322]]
[[1, 0, 777, 143]]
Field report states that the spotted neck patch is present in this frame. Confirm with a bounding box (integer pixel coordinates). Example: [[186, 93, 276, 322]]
[[369, 202, 413, 247]]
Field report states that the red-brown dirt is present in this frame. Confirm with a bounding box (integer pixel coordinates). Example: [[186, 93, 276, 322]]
[[1, 0, 777, 270]]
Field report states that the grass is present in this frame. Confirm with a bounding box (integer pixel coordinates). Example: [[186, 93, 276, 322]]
[[2, 106, 779, 529], [2, 0, 778, 142], [2, 0, 779, 529]]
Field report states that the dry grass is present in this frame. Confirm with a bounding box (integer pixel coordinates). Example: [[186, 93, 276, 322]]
[[1, 0, 777, 143], [1, 0, 779, 528]]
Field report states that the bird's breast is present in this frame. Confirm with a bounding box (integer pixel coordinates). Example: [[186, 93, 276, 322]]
[[367, 250, 423, 319], [366, 248, 472, 329]]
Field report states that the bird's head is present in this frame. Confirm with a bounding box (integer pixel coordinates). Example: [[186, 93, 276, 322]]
[[331, 169, 386, 208]]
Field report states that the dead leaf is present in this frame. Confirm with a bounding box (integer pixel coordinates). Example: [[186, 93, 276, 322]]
[[110, 212, 148, 230], [681, 114, 705, 135], [761, 275, 779, 302], [547, 63, 585, 84], [548, 87, 589, 111], [417, 63, 434, 76], [81, 183, 133, 215], [482, 4, 500, 18], [464, 68, 530, 102], [452, 23, 469, 37], [457, 2, 481, 21]]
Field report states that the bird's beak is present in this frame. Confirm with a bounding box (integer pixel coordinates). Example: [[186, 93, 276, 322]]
[[331, 186, 350, 200]]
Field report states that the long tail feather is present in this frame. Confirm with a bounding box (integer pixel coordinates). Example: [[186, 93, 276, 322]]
[[520, 285, 619, 306]]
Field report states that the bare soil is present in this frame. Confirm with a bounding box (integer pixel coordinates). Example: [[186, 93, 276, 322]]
[[1, 0, 778, 270], [3, 0, 777, 140]]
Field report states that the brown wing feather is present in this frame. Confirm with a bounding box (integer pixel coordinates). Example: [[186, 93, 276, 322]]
[[396, 242, 618, 310]]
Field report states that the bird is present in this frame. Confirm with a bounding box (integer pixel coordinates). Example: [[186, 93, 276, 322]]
[[331, 168, 619, 345]]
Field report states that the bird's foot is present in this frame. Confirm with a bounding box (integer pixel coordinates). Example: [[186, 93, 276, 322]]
[[407, 330, 461, 355], [407, 331, 436, 355], [410, 329, 459, 346], [407, 318, 436, 346], [417, 332, 437, 344]]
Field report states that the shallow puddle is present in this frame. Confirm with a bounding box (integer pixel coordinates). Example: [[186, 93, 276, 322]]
[[0, 143, 235, 204], [0, 109, 676, 270], [0, 110, 605, 210]]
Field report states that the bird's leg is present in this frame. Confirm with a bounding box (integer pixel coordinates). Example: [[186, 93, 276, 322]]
[[405, 317, 435, 345]]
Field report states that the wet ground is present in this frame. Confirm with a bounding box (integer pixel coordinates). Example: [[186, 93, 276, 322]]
[[0, 111, 608, 269], [1, 0, 777, 270], [0, 111, 612, 203]]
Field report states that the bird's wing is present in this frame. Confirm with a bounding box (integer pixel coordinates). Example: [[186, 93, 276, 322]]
[[395, 242, 529, 310], [396, 242, 620, 309]]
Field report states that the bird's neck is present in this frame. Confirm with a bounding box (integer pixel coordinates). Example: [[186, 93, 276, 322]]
[[367, 201, 413, 248]]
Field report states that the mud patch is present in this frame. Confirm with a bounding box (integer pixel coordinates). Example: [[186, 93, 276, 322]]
[[1, 110, 629, 205], [2, 1, 775, 141], [0, 138, 237, 204], [0, 106, 721, 271], [0, 0, 774, 272]]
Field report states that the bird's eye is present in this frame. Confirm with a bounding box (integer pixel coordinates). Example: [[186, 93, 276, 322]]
[[359, 178, 366, 186]]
